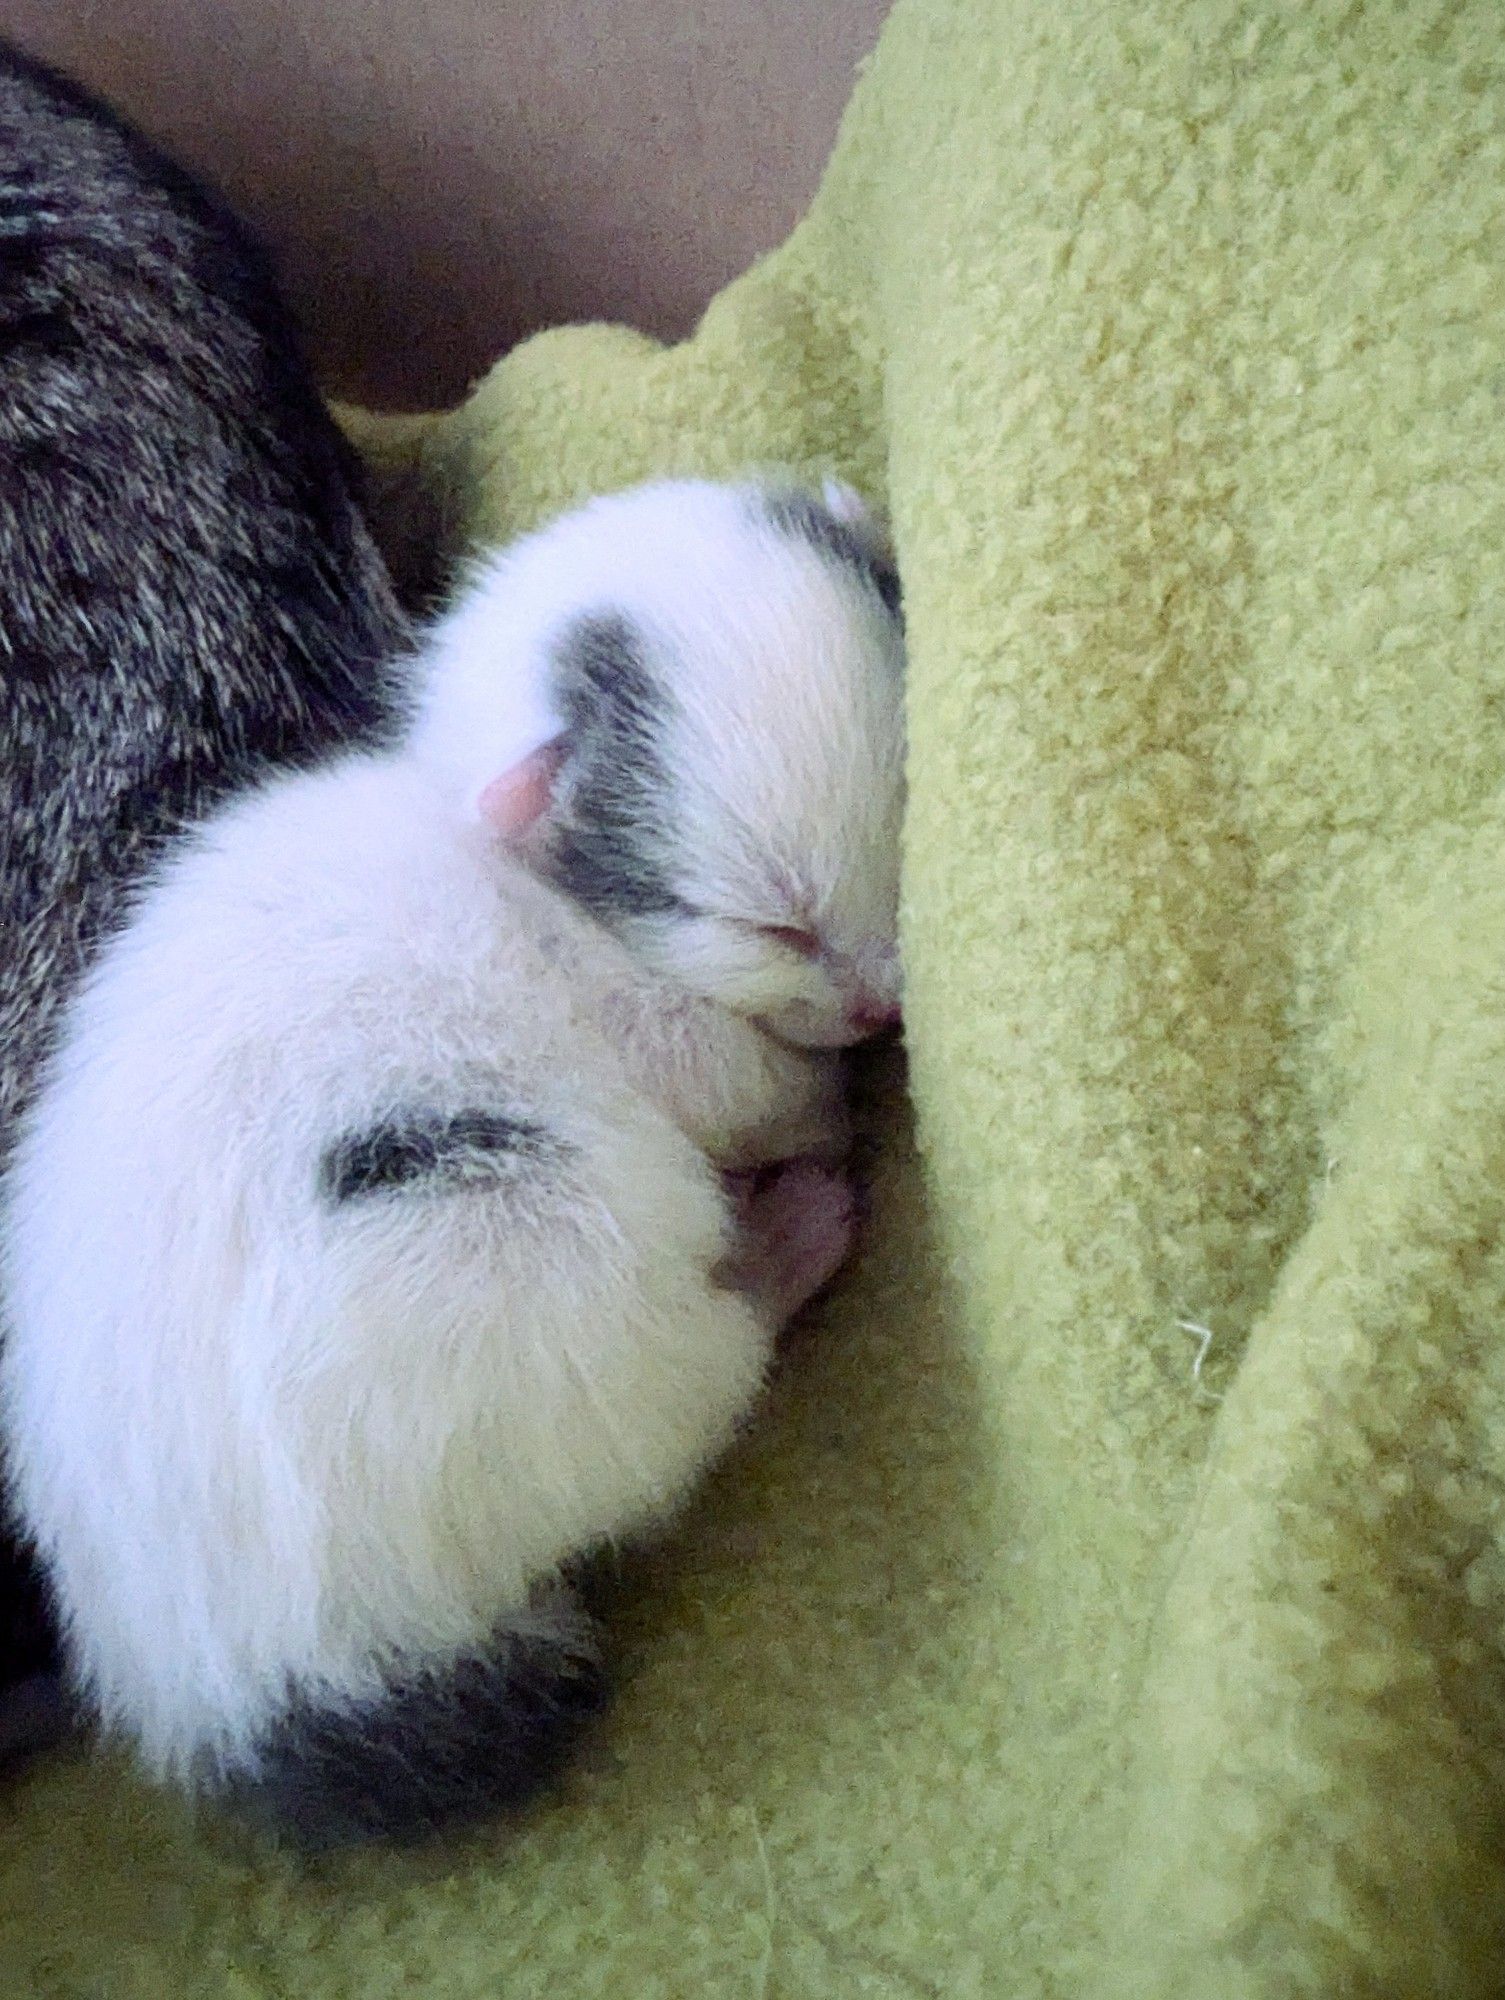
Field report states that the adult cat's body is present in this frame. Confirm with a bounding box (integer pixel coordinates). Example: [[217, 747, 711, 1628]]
[[0, 45, 406, 1715]]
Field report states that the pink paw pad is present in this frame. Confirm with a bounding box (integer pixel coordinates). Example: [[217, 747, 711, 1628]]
[[727, 1160, 858, 1326]]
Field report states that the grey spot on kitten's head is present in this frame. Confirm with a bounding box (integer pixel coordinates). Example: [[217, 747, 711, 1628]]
[[758, 484, 903, 621], [319, 1107, 556, 1204], [545, 610, 690, 922]]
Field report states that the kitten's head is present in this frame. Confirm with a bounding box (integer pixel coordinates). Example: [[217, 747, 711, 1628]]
[[413, 477, 906, 1048]]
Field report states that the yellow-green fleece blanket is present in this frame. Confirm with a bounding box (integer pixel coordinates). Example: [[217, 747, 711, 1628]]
[[5, 2, 1504, 1992]]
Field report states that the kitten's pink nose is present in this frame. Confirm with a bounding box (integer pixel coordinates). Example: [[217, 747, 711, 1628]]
[[847, 999, 902, 1040]]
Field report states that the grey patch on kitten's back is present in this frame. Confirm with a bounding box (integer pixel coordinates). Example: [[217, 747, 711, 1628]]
[[547, 610, 691, 921], [759, 485, 903, 620], [227, 1589, 608, 1850], [319, 1108, 557, 1204]]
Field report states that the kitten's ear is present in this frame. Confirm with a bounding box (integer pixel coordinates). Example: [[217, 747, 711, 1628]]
[[477, 737, 569, 843], [821, 477, 871, 526]]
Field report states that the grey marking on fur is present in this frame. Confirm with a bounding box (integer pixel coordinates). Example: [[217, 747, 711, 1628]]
[[759, 485, 903, 620], [319, 1109, 555, 1204], [227, 1588, 608, 1848], [547, 610, 690, 920]]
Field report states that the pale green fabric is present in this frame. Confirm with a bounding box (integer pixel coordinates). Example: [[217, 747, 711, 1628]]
[[6, 3, 1505, 1991]]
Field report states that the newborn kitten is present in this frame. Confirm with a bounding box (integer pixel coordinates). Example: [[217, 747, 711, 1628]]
[[1, 477, 905, 1846], [0, 45, 407, 1743]]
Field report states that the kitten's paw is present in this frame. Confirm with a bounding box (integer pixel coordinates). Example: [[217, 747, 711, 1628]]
[[724, 1160, 858, 1326]]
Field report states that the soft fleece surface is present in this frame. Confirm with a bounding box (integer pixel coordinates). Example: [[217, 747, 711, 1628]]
[[6, 1, 1505, 1993]]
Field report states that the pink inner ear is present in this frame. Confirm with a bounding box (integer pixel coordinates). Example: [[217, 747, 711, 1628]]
[[477, 738, 567, 842]]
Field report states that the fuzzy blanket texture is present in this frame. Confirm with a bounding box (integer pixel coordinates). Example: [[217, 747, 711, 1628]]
[[5, 0, 1505, 1993]]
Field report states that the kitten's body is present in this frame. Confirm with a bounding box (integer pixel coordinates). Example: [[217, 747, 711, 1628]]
[[2, 751, 844, 1838], [0, 47, 407, 1707]]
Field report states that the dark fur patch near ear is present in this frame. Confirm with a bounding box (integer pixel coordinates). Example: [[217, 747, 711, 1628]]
[[760, 486, 903, 620], [229, 1601, 609, 1848], [320, 1108, 552, 1204], [548, 611, 689, 921]]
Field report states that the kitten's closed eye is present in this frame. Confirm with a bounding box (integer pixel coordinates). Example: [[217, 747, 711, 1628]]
[[762, 924, 822, 960]]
